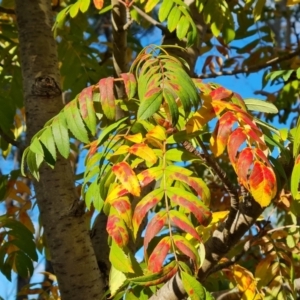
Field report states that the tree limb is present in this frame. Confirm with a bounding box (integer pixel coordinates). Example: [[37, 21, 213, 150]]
[[198, 47, 300, 79]]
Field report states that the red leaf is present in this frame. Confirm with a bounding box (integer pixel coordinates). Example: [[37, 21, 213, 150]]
[[167, 187, 212, 226], [237, 148, 254, 188], [93, 0, 104, 9], [169, 210, 201, 241], [210, 111, 237, 156], [144, 211, 167, 252], [148, 237, 171, 273], [227, 128, 247, 167], [99, 77, 115, 120], [210, 87, 232, 100], [173, 235, 199, 269], [132, 189, 164, 237], [107, 213, 129, 247], [112, 162, 140, 197]]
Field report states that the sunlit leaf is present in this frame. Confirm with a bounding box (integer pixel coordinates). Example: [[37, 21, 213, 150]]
[[112, 162, 141, 197], [120, 73, 137, 99], [129, 143, 157, 165], [244, 98, 278, 114], [93, 0, 104, 9], [291, 154, 300, 199], [249, 161, 277, 207], [109, 240, 133, 273]]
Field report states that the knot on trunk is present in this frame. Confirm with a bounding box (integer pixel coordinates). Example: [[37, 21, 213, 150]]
[[31, 76, 61, 98]]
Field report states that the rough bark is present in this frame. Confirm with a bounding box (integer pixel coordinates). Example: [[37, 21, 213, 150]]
[[15, 1, 105, 299]]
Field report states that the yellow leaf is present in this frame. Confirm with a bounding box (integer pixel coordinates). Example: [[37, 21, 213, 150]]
[[125, 133, 143, 143], [232, 264, 257, 300], [146, 125, 166, 141]]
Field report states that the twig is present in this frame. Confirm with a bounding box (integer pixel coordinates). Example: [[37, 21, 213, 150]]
[[132, 5, 166, 33], [0, 6, 15, 14], [198, 47, 300, 79]]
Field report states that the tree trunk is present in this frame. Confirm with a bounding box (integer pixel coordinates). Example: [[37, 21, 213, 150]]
[[14, 1, 105, 299]]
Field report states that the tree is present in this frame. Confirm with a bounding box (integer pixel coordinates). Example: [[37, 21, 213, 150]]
[[0, 0, 299, 299]]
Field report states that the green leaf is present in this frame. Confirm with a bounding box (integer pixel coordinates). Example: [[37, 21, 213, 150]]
[[297, 67, 300, 79], [158, 0, 174, 22], [137, 89, 163, 120], [85, 180, 103, 211], [13, 252, 34, 278], [29, 138, 44, 156], [109, 241, 134, 273], [69, 1, 80, 18], [244, 98, 278, 114], [64, 99, 89, 143], [168, 6, 182, 32], [97, 117, 127, 146], [176, 15, 190, 40], [181, 271, 206, 300], [109, 266, 127, 297], [51, 113, 70, 159], [145, 0, 160, 12], [40, 127, 57, 164], [26, 151, 40, 180], [291, 155, 300, 200], [79, 0, 90, 13]]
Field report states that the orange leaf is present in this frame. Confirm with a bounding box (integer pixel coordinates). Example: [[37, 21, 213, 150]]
[[237, 148, 254, 188], [249, 161, 277, 207], [112, 162, 140, 197], [210, 87, 232, 100], [99, 77, 115, 120], [210, 111, 237, 156], [93, 0, 104, 9]]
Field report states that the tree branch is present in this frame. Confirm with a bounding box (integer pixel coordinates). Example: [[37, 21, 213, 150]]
[[0, 6, 15, 14], [198, 47, 300, 79]]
